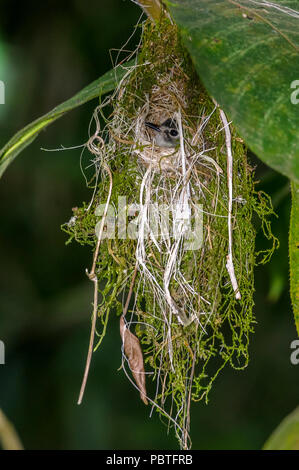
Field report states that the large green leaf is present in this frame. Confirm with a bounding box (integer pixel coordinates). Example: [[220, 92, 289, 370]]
[[263, 406, 299, 450], [167, 0, 299, 182], [0, 61, 134, 178], [290, 181, 299, 336]]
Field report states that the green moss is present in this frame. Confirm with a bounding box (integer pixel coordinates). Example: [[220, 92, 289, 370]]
[[61, 17, 277, 449]]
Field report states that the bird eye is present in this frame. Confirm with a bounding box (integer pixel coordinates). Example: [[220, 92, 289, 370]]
[[170, 130, 178, 137]]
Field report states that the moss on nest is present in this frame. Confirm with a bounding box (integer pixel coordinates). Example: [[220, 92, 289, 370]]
[[62, 17, 278, 449]]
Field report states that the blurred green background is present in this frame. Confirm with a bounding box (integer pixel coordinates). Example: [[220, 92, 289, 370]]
[[0, 0, 298, 450]]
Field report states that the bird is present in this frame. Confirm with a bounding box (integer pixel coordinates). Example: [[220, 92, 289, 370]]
[[145, 118, 180, 148]]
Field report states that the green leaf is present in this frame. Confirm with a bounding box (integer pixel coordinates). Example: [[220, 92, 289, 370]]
[[167, 0, 299, 182], [263, 406, 299, 450], [290, 181, 299, 336], [0, 61, 134, 179]]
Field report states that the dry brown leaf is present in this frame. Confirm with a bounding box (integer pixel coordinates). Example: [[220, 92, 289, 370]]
[[120, 316, 148, 405]]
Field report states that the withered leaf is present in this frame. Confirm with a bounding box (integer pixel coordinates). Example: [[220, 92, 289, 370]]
[[120, 315, 148, 405]]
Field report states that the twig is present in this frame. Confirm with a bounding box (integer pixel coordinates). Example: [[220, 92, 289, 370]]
[[77, 161, 113, 405], [215, 101, 241, 300]]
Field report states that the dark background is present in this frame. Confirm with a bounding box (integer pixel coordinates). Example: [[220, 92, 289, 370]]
[[0, 0, 297, 450]]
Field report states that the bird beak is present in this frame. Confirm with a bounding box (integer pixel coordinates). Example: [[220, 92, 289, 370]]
[[145, 121, 161, 132]]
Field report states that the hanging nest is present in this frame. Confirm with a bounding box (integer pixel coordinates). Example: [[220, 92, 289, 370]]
[[62, 18, 278, 449]]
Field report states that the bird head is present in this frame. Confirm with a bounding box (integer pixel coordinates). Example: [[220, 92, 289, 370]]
[[145, 118, 179, 148]]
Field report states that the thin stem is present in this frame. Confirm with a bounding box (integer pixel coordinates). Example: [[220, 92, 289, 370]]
[[215, 101, 241, 300], [77, 275, 99, 405], [77, 162, 113, 405]]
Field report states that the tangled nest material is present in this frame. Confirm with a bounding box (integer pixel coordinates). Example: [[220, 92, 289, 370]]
[[62, 18, 278, 449]]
